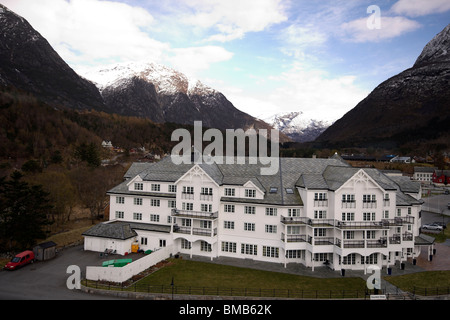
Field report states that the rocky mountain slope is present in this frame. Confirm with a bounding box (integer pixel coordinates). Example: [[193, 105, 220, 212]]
[[82, 61, 282, 134], [264, 112, 331, 142], [0, 4, 106, 111], [316, 23, 450, 149]]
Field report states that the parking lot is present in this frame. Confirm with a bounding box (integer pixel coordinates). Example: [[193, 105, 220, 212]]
[[0, 245, 126, 300]]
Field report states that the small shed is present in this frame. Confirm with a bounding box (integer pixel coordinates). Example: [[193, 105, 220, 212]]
[[33, 241, 57, 261]]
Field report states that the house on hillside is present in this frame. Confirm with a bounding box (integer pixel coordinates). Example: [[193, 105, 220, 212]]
[[413, 167, 437, 184], [83, 155, 429, 272], [432, 170, 450, 185]]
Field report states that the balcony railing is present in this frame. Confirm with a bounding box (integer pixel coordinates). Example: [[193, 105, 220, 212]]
[[362, 201, 377, 209], [341, 201, 356, 209], [366, 238, 388, 248], [336, 221, 388, 229], [171, 209, 218, 220], [343, 240, 365, 248], [281, 216, 415, 228], [314, 199, 328, 207], [281, 234, 310, 243], [181, 192, 194, 200], [173, 225, 217, 237], [314, 237, 334, 246]]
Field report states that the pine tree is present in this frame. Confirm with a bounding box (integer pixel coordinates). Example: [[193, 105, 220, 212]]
[[0, 171, 52, 252]]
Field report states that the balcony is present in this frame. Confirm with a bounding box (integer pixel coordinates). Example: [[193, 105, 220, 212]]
[[171, 209, 218, 220], [336, 221, 388, 230], [281, 233, 310, 243], [381, 216, 414, 226], [280, 216, 335, 227], [314, 237, 334, 246], [343, 240, 365, 248], [362, 201, 377, 209], [181, 192, 194, 200], [341, 201, 356, 209], [366, 238, 388, 248], [314, 199, 328, 207], [173, 226, 217, 237]]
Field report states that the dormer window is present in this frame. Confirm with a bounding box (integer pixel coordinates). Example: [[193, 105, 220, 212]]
[[151, 184, 160, 192], [245, 189, 256, 198], [269, 187, 278, 194], [134, 182, 143, 191]]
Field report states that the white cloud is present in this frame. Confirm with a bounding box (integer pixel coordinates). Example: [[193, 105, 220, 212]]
[[391, 0, 450, 17], [340, 16, 421, 43], [2, 0, 169, 67], [180, 0, 288, 42], [222, 62, 369, 122], [166, 46, 234, 79]]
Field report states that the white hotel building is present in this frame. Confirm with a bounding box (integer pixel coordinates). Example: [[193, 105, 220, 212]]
[[83, 155, 429, 272]]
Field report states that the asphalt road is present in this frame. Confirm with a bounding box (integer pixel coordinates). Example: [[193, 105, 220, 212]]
[[0, 245, 124, 300], [421, 194, 450, 228]]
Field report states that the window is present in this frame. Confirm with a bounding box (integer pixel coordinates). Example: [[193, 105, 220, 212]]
[[159, 239, 166, 247], [221, 241, 236, 253], [116, 196, 125, 204], [344, 231, 354, 239], [182, 202, 193, 211], [314, 253, 328, 262], [314, 210, 327, 219], [181, 239, 191, 249], [151, 184, 160, 192], [363, 212, 375, 221], [201, 187, 213, 195], [263, 246, 279, 258], [269, 187, 278, 193], [115, 211, 124, 219], [383, 210, 389, 219], [363, 194, 376, 202], [183, 186, 194, 194], [134, 183, 143, 191], [224, 221, 235, 229], [342, 212, 354, 221], [168, 185, 177, 193], [200, 241, 211, 252], [288, 208, 300, 217], [265, 225, 277, 233], [408, 207, 411, 215], [201, 204, 212, 212], [224, 204, 235, 213], [141, 237, 147, 245], [244, 222, 255, 231], [287, 226, 300, 234], [314, 192, 327, 200], [200, 220, 211, 229], [181, 219, 191, 227], [168, 200, 176, 208], [286, 250, 304, 259], [241, 243, 257, 256], [314, 228, 326, 237], [285, 188, 294, 194], [133, 212, 142, 221], [245, 189, 256, 198], [151, 199, 160, 207], [342, 194, 355, 202], [225, 188, 235, 196], [244, 206, 255, 214], [365, 231, 375, 239], [150, 214, 160, 222], [134, 198, 143, 205], [343, 253, 356, 265], [265, 207, 277, 216]]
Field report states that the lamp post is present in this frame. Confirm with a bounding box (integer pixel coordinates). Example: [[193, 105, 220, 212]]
[[171, 276, 174, 300]]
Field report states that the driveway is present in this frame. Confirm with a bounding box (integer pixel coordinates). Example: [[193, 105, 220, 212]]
[[0, 245, 126, 300]]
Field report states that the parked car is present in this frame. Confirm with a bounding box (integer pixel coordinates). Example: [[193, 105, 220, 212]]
[[4, 250, 35, 270], [422, 223, 444, 231], [433, 222, 447, 229]]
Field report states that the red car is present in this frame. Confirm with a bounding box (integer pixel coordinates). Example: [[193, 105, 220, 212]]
[[4, 250, 35, 270]]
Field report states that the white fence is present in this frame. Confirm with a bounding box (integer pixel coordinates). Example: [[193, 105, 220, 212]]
[[86, 245, 176, 283]]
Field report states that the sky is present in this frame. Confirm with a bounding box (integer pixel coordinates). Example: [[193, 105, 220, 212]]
[[2, 0, 450, 123]]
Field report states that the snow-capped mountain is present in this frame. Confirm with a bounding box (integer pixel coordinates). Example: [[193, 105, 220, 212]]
[[264, 112, 331, 142], [81, 61, 285, 135]]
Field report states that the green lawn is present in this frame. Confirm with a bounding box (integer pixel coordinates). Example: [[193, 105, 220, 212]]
[[132, 259, 366, 297], [384, 270, 450, 293]]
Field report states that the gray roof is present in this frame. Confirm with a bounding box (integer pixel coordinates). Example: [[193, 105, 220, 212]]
[[111, 156, 422, 206], [82, 222, 137, 240], [82, 221, 171, 240]]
